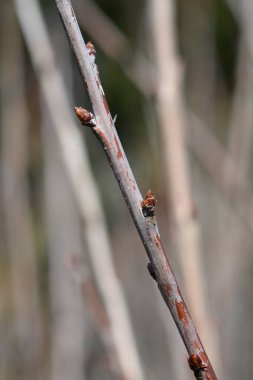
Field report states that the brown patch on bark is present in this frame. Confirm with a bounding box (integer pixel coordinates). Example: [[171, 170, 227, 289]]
[[145, 224, 153, 242], [102, 96, 110, 114], [114, 135, 123, 159], [96, 128, 110, 148], [155, 233, 161, 248], [96, 79, 100, 90], [199, 351, 207, 365], [126, 171, 136, 190], [163, 282, 172, 295], [176, 300, 189, 326]]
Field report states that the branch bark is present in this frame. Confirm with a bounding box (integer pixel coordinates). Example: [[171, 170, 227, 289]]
[[54, 1, 217, 379]]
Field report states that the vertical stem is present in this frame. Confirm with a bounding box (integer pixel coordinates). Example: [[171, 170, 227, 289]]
[[14, 1, 145, 379], [0, 2, 42, 377], [43, 110, 88, 380], [148, 0, 222, 375]]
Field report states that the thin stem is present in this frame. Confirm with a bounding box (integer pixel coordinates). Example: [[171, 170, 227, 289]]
[[71, 0, 154, 95], [148, 1, 222, 374], [54, 1, 217, 379], [0, 1, 42, 376], [15, 0, 145, 379]]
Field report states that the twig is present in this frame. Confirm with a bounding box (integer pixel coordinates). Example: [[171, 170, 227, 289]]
[[73, 3, 218, 376], [188, 112, 253, 233], [54, 1, 217, 378], [71, 0, 154, 95], [226, 40, 253, 176], [43, 109, 88, 380], [220, 3, 253, 376], [81, 278, 125, 380], [14, 1, 145, 379], [223, 0, 253, 204]]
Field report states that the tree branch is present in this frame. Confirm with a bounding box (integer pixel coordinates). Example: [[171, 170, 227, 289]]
[[14, 0, 145, 379], [71, 0, 154, 95], [54, 1, 217, 379]]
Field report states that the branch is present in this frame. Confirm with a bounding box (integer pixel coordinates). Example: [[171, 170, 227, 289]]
[[54, 1, 217, 379], [224, 1, 253, 200], [71, 0, 154, 95], [14, 1, 145, 379], [81, 277, 125, 379], [189, 112, 253, 233]]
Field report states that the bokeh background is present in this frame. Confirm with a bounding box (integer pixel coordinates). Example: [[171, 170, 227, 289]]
[[0, 0, 251, 379]]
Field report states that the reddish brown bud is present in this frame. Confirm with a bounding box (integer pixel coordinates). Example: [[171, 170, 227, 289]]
[[188, 354, 203, 371], [141, 190, 157, 217], [86, 41, 96, 57], [74, 106, 96, 127], [188, 354, 207, 379]]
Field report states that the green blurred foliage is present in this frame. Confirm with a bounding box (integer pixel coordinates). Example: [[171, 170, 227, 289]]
[[214, 0, 239, 91]]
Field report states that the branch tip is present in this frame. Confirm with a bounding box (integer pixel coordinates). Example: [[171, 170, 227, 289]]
[[74, 106, 96, 127], [141, 190, 157, 217]]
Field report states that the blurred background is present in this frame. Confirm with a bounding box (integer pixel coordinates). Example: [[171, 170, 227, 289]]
[[0, 0, 252, 379]]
